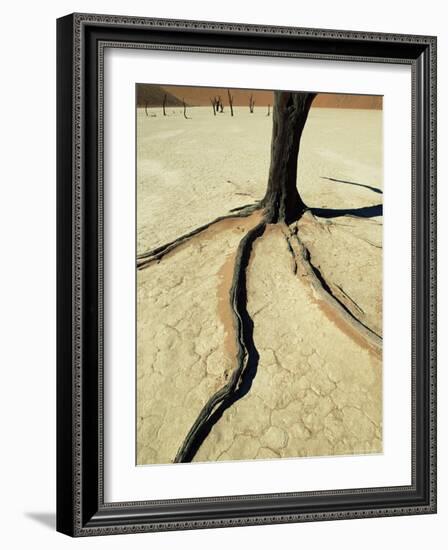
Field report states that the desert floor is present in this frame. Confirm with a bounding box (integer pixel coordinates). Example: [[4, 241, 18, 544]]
[[136, 106, 383, 465]]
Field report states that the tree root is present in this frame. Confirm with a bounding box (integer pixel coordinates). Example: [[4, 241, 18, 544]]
[[174, 220, 266, 463], [174, 215, 381, 463], [137, 204, 260, 269], [141, 203, 382, 461], [282, 222, 382, 354]]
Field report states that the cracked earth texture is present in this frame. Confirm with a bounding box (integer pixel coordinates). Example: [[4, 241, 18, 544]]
[[137, 214, 261, 464], [136, 105, 382, 464], [193, 225, 382, 462], [297, 212, 382, 338]]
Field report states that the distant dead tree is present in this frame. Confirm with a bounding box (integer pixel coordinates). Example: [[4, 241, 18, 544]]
[[210, 97, 217, 116], [144, 101, 156, 117], [163, 94, 167, 116], [267, 104, 270, 116], [183, 98, 190, 119], [227, 89, 234, 116], [211, 96, 224, 115], [249, 94, 255, 113], [213, 95, 223, 113]]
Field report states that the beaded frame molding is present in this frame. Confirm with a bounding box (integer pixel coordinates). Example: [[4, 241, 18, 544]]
[[56, 13, 437, 537]]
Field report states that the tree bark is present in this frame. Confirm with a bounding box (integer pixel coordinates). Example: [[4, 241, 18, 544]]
[[261, 91, 316, 224]]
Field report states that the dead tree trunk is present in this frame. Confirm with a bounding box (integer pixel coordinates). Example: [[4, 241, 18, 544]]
[[183, 99, 190, 119], [145, 101, 148, 117], [228, 89, 234, 116], [266, 104, 270, 116], [249, 94, 255, 113], [163, 94, 167, 116], [261, 91, 316, 224], [210, 98, 216, 116]]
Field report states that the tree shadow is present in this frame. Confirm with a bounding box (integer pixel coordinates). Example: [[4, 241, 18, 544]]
[[310, 204, 383, 218], [321, 176, 383, 195]]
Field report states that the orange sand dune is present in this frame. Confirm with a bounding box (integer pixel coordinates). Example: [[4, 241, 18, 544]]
[[160, 85, 382, 110]]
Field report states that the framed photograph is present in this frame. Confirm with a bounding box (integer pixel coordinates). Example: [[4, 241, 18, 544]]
[[56, 13, 437, 536]]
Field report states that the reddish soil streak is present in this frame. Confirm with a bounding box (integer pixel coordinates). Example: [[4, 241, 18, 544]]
[[313, 295, 382, 361]]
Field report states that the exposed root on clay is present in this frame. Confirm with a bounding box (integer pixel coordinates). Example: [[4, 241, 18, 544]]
[[334, 284, 365, 315], [281, 220, 382, 356], [140, 197, 382, 462], [174, 219, 266, 463], [228, 201, 261, 213], [173, 208, 381, 463], [137, 204, 261, 269]]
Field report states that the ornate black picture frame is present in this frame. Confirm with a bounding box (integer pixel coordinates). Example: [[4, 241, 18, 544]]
[[56, 13, 437, 536]]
